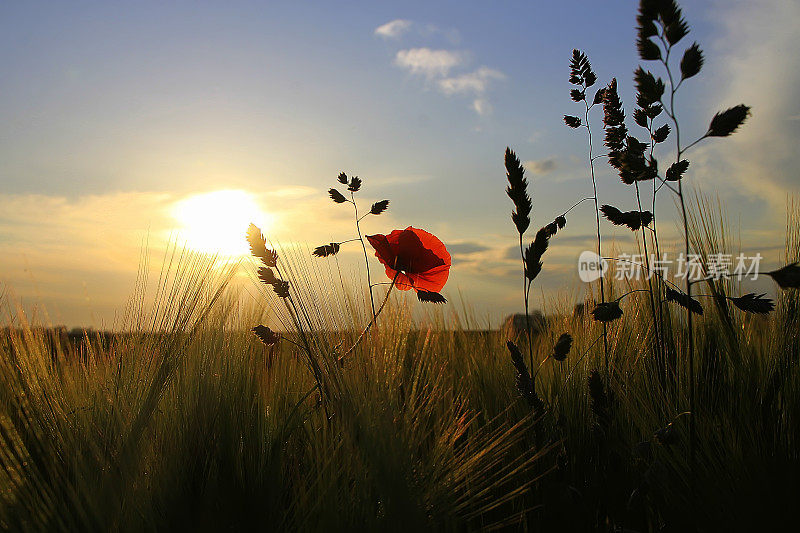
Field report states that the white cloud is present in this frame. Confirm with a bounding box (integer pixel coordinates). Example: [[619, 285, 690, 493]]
[[437, 66, 505, 96], [374, 19, 412, 39], [524, 158, 557, 174], [389, 37, 504, 115], [394, 48, 464, 78], [374, 20, 461, 44], [472, 98, 492, 116]]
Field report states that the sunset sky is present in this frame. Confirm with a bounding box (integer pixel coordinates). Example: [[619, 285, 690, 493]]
[[1, 0, 798, 328]]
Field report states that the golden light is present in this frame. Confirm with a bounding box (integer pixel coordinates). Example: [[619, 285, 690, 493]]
[[172, 190, 272, 256]]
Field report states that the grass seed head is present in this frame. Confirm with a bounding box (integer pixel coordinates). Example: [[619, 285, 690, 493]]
[[252, 325, 280, 346], [766, 262, 800, 289], [247, 223, 278, 267], [505, 148, 532, 235], [328, 188, 348, 203], [728, 293, 775, 314], [312, 243, 341, 258], [592, 301, 623, 323], [666, 287, 704, 315], [552, 333, 573, 362]]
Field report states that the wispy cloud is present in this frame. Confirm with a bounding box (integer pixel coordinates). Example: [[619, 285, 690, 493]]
[[394, 52, 505, 115], [374, 19, 460, 43], [394, 48, 464, 78], [437, 66, 505, 95], [471, 98, 491, 116], [448, 241, 491, 255], [436, 66, 505, 115], [383, 23, 504, 116], [524, 158, 557, 175], [689, 0, 800, 216], [374, 19, 412, 39]]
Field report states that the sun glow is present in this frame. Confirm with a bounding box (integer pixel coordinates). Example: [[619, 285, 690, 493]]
[[172, 190, 272, 256]]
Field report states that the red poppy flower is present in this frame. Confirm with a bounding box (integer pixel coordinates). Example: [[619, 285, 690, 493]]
[[366, 226, 451, 293]]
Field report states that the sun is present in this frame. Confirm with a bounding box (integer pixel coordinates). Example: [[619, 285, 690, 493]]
[[172, 190, 272, 256]]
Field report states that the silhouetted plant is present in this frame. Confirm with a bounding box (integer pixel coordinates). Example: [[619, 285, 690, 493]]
[[247, 223, 328, 412], [508, 340, 544, 414], [565, 49, 610, 372], [252, 324, 280, 346], [552, 333, 573, 362], [315, 171, 391, 319], [725, 293, 775, 314], [766, 262, 800, 289], [665, 287, 703, 316], [504, 148, 568, 406]]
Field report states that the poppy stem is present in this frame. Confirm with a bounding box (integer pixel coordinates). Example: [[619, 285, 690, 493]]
[[339, 271, 399, 363]]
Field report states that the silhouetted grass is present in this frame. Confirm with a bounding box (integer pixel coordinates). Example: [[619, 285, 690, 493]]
[[0, 196, 798, 531], [1, 1, 797, 531]]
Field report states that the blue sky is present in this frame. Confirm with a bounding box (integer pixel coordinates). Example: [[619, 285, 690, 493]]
[[1, 0, 798, 327]]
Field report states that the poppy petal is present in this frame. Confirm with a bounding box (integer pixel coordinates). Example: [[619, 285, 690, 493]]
[[366, 234, 394, 269], [367, 226, 450, 293], [408, 267, 449, 292], [407, 226, 451, 267], [383, 266, 415, 290], [394, 228, 446, 273]]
